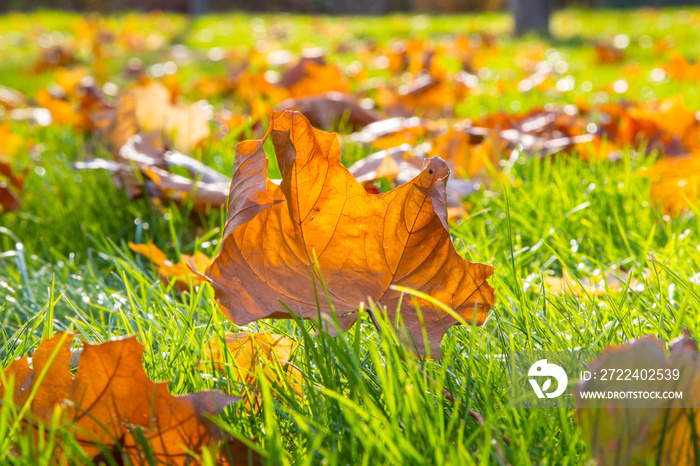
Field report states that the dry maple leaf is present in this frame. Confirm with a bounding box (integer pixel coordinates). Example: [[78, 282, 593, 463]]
[[633, 95, 699, 153], [93, 81, 210, 153], [277, 54, 351, 98], [537, 269, 649, 297], [76, 133, 229, 212], [641, 151, 700, 215], [92, 91, 138, 151], [203, 110, 494, 357], [660, 52, 700, 81], [31, 45, 76, 73], [276, 92, 379, 132], [202, 332, 302, 411], [0, 123, 28, 213], [0, 333, 246, 465], [376, 73, 462, 119], [347, 144, 418, 185], [129, 241, 209, 292], [346, 144, 477, 221], [594, 42, 625, 64], [35, 88, 76, 126], [576, 331, 700, 465], [350, 117, 429, 150], [131, 81, 211, 153]]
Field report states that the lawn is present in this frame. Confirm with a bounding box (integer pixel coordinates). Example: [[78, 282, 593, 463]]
[[1, 7, 700, 465]]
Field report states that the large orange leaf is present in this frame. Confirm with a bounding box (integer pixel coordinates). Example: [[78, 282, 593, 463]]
[[0, 333, 246, 465], [204, 110, 494, 357]]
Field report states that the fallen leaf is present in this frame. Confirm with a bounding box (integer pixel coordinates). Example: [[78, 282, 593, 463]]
[[31, 45, 76, 73], [594, 42, 625, 64], [0, 122, 24, 160], [376, 73, 462, 119], [276, 92, 379, 132], [0, 333, 244, 465], [642, 151, 700, 215], [347, 144, 479, 221], [634, 96, 699, 152], [75, 134, 229, 211], [350, 117, 429, 150], [202, 332, 302, 410], [347, 144, 420, 184], [133, 81, 211, 152], [129, 241, 210, 292], [277, 54, 350, 98], [539, 269, 648, 297], [35, 88, 75, 126], [0, 123, 28, 213], [92, 91, 138, 151], [54, 67, 90, 97], [204, 110, 494, 357], [661, 52, 700, 81], [576, 331, 700, 466], [430, 126, 500, 178]]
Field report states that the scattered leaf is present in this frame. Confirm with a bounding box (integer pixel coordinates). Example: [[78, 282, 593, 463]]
[[204, 111, 494, 357], [0, 333, 245, 465], [576, 331, 700, 466], [129, 241, 210, 291], [539, 269, 649, 296], [642, 151, 700, 215], [202, 332, 302, 410], [276, 92, 379, 132]]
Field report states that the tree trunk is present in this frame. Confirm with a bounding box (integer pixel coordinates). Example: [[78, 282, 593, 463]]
[[511, 0, 551, 36], [189, 0, 208, 16]]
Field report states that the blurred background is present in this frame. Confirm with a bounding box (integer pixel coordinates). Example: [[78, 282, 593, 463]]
[[1, 0, 695, 14]]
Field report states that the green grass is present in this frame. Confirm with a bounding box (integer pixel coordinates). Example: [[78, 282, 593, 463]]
[[2, 7, 700, 465]]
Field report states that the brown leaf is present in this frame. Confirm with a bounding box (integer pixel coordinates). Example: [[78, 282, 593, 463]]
[[142, 166, 229, 210], [277, 54, 350, 98], [347, 144, 420, 184], [0, 123, 28, 213], [92, 91, 138, 152], [347, 144, 478, 221], [576, 331, 700, 466], [661, 52, 700, 81], [202, 332, 302, 411], [31, 45, 76, 73], [350, 117, 429, 150], [641, 151, 700, 215], [539, 269, 649, 297], [75, 134, 229, 211], [95, 82, 210, 153], [132, 81, 211, 152], [0, 333, 243, 465], [35, 88, 76, 126], [204, 111, 494, 357], [0, 184, 21, 213], [376, 73, 461, 119], [276, 92, 379, 132], [129, 241, 210, 292], [594, 42, 625, 64]]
